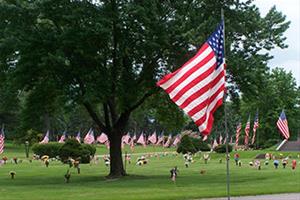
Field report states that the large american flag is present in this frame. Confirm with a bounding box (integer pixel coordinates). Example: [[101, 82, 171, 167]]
[[157, 21, 225, 136], [0, 128, 5, 154], [235, 122, 241, 147], [251, 112, 259, 144], [244, 115, 250, 145], [277, 110, 290, 140], [39, 130, 49, 144]]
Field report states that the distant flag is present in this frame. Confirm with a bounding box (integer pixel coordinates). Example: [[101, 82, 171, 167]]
[[172, 135, 181, 146], [122, 133, 131, 145], [277, 110, 290, 140], [76, 131, 81, 143], [58, 131, 67, 143], [132, 134, 137, 142], [0, 127, 5, 154], [202, 135, 208, 141], [147, 131, 157, 144], [137, 133, 146, 147], [229, 135, 233, 144], [130, 137, 135, 151], [156, 132, 164, 145], [212, 138, 218, 149], [235, 122, 242, 147], [251, 112, 259, 144], [219, 134, 223, 144], [84, 128, 95, 144], [156, 21, 226, 136], [97, 132, 108, 144], [163, 135, 172, 148], [244, 115, 250, 146], [39, 130, 50, 144]]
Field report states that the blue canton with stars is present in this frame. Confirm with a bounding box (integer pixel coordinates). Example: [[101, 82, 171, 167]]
[[207, 21, 224, 69]]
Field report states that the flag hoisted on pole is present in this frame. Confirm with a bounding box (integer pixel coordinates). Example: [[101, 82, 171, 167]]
[[156, 20, 226, 136], [277, 110, 290, 140], [244, 115, 250, 146], [251, 112, 259, 144], [235, 122, 242, 148]]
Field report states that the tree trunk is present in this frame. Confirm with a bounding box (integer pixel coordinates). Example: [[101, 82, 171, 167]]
[[107, 130, 126, 178]]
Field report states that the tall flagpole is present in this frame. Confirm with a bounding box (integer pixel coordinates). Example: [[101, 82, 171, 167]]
[[221, 8, 231, 200]]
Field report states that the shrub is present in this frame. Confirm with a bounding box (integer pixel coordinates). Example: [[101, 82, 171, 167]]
[[31, 139, 96, 163], [261, 139, 280, 149], [59, 139, 96, 163], [214, 144, 233, 153], [32, 142, 63, 158], [177, 135, 197, 154], [190, 137, 210, 151]]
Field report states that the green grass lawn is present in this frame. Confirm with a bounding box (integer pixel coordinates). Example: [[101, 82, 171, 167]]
[[0, 142, 300, 200]]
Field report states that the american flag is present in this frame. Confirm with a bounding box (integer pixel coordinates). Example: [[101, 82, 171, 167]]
[[251, 112, 259, 144], [244, 115, 250, 145], [39, 130, 49, 144], [212, 138, 218, 149], [0, 127, 5, 154], [147, 131, 157, 144], [58, 131, 66, 143], [235, 122, 242, 147], [122, 133, 131, 145], [97, 132, 108, 144], [219, 134, 223, 144], [277, 110, 290, 140], [202, 135, 208, 141], [84, 128, 95, 144], [172, 135, 181, 146], [76, 131, 81, 143], [137, 133, 146, 147], [163, 134, 172, 147], [156, 132, 164, 145], [157, 21, 225, 136]]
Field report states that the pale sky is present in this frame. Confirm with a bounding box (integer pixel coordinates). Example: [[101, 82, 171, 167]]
[[254, 0, 300, 86]]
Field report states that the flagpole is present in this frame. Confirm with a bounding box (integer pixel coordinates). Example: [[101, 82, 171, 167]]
[[221, 8, 231, 200]]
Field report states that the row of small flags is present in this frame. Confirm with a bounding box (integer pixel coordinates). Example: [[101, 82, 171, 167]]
[[38, 129, 182, 149], [0, 110, 290, 154], [205, 110, 290, 148]]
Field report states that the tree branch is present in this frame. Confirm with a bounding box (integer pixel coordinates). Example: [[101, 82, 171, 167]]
[[113, 89, 158, 132], [83, 101, 107, 133]]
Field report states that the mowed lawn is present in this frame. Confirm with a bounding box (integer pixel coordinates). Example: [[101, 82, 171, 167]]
[[0, 143, 300, 200]]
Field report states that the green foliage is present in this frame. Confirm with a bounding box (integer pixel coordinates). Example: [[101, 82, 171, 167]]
[[177, 135, 197, 154], [59, 139, 96, 163], [260, 139, 280, 149], [214, 144, 233, 153], [32, 142, 63, 158], [190, 137, 210, 151]]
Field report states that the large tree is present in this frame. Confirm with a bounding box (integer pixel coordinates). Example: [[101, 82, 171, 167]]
[[0, 0, 289, 177]]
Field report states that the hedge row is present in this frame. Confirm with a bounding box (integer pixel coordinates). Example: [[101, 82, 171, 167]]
[[31, 139, 96, 163]]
